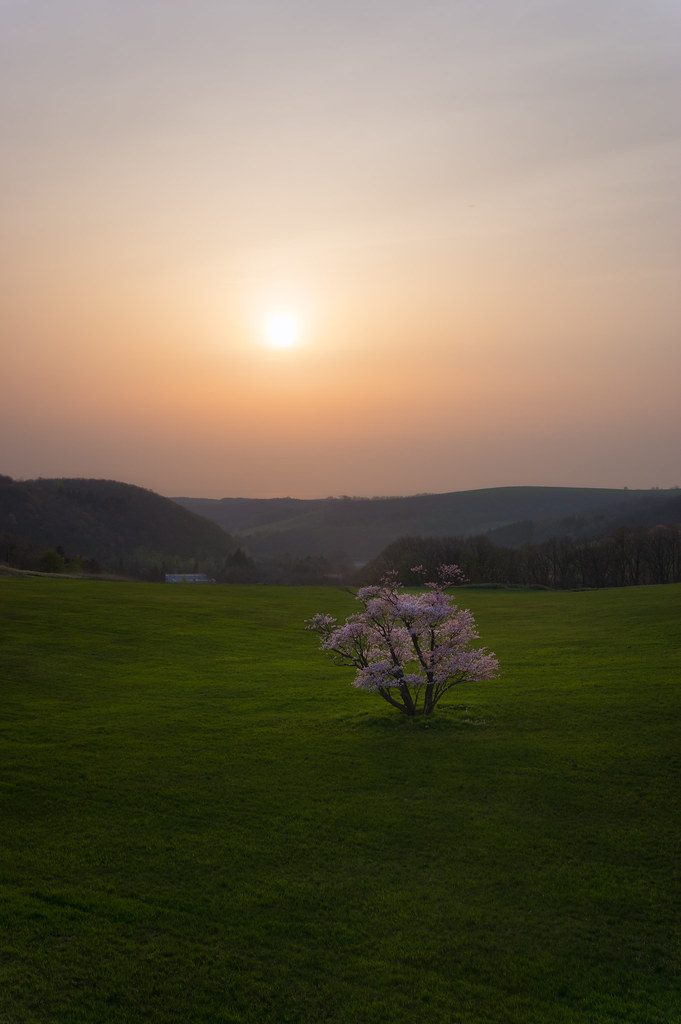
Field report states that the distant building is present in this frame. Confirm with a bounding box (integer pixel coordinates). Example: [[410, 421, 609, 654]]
[[165, 573, 214, 583]]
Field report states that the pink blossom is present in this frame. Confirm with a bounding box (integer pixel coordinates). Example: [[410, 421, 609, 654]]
[[305, 564, 499, 716]]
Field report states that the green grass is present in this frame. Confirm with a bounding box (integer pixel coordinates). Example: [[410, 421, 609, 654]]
[[1, 579, 680, 1023]]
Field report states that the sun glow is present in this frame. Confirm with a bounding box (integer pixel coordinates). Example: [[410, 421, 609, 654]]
[[265, 312, 299, 349]]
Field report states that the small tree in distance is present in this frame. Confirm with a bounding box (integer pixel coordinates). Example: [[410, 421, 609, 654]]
[[305, 565, 499, 716]]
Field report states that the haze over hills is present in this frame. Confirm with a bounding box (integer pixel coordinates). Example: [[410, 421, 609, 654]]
[[174, 486, 681, 565]]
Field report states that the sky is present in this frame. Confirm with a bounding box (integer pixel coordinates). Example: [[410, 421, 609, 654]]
[[2, 0, 680, 499]]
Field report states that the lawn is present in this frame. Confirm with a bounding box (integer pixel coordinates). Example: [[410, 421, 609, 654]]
[[1, 579, 680, 1023]]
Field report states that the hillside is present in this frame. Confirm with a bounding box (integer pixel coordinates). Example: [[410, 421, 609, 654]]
[[173, 486, 681, 565], [0, 476, 234, 575], [3, 477, 679, 579]]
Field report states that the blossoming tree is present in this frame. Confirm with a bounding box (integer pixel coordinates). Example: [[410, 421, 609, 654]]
[[305, 565, 499, 716]]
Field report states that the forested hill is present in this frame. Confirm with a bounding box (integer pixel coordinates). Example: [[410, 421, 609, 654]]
[[3, 477, 679, 579], [174, 486, 681, 565], [0, 476, 234, 575]]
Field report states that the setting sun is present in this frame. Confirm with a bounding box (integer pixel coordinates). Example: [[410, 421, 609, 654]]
[[265, 312, 299, 349]]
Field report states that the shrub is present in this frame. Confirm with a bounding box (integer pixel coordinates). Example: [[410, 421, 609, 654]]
[[306, 565, 499, 716]]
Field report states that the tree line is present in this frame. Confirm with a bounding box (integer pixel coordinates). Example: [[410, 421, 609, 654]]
[[5, 522, 681, 589], [360, 524, 681, 590]]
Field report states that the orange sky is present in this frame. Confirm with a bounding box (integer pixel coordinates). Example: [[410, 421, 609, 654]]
[[2, 1, 680, 498]]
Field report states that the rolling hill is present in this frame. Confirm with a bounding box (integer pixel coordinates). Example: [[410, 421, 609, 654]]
[[174, 486, 681, 565], [3, 476, 679, 578], [0, 476, 234, 574]]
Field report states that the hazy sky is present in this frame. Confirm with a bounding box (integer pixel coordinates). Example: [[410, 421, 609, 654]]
[[2, 1, 680, 498]]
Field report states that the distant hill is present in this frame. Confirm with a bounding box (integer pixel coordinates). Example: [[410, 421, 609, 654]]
[[174, 487, 681, 565], [0, 476, 234, 575], [4, 477, 679, 579]]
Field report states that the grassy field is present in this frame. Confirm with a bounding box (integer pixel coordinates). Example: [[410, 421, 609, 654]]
[[1, 578, 680, 1023]]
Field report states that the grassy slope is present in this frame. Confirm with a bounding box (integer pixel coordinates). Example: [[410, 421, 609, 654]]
[[1, 580, 680, 1023]]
